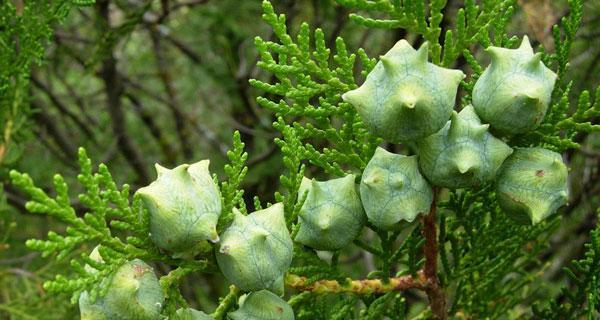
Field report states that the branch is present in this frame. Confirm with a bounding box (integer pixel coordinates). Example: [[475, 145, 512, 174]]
[[285, 273, 424, 294], [124, 92, 178, 165], [122, 75, 229, 155], [422, 187, 447, 320], [30, 100, 78, 160], [98, 1, 151, 185], [211, 285, 240, 320], [162, 33, 202, 64], [56, 75, 98, 126], [149, 27, 194, 159], [31, 75, 98, 143], [33, 129, 80, 170]]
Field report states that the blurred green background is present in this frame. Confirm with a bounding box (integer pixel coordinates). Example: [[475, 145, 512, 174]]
[[0, 0, 598, 318]]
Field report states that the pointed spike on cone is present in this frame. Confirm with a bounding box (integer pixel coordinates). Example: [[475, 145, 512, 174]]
[[521, 95, 544, 115], [310, 178, 322, 192], [254, 228, 270, 241], [519, 35, 534, 54], [362, 176, 377, 186], [552, 158, 565, 169], [341, 89, 358, 104], [526, 52, 543, 70], [155, 163, 169, 177], [448, 111, 462, 139], [450, 110, 460, 122], [472, 124, 490, 138], [448, 69, 466, 83], [485, 46, 504, 63], [402, 101, 416, 109], [391, 39, 412, 53], [380, 55, 396, 71], [342, 89, 368, 112], [416, 41, 429, 63], [172, 164, 190, 176], [389, 173, 404, 189], [317, 215, 332, 231], [393, 89, 418, 110], [529, 202, 551, 224], [219, 244, 232, 254], [209, 229, 220, 243], [559, 190, 568, 200], [457, 161, 474, 174], [363, 168, 384, 186], [517, 83, 544, 107], [454, 151, 479, 174], [188, 160, 210, 175], [232, 208, 246, 223]]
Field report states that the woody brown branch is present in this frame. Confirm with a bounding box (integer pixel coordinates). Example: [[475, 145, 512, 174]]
[[422, 187, 447, 320], [97, 0, 151, 185]]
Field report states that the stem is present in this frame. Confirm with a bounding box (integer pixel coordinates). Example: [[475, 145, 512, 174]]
[[285, 273, 424, 294], [422, 187, 447, 319], [211, 285, 239, 320]]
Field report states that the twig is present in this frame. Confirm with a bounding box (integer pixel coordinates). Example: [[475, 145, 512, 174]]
[[285, 273, 424, 294], [162, 33, 202, 64], [55, 75, 98, 126], [30, 100, 78, 159], [125, 92, 177, 165], [211, 285, 239, 320], [422, 187, 447, 320], [0, 253, 38, 266], [149, 28, 194, 159], [31, 75, 98, 143]]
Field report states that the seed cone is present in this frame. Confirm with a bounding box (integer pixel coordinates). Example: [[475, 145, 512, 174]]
[[496, 147, 568, 224], [216, 203, 293, 293], [136, 160, 221, 258], [360, 147, 433, 229], [342, 40, 464, 142], [295, 175, 365, 251], [79, 258, 164, 320], [472, 36, 557, 135], [418, 105, 513, 189]]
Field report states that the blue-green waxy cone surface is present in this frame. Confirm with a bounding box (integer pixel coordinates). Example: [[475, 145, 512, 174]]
[[418, 105, 513, 189], [295, 175, 365, 251], [79, 259, 164, 320], [79, 292, 108, 320], [472, 36, 557, 135], [496, 147, 568, 224], [360, 147, 433, 229], [216, 203, 292, 293], [172, 308, 213, 320], [342, 40, 464, 142], [136, 160, 221, 257], [228, 290, 294, 320]]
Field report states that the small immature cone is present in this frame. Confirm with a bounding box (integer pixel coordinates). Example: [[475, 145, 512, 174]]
[[360, 147, 433, 229], [496, 147, 568, 224], [79, 259, 164, 320], [295, 175, 365, 251], [228, 290, 294, 320], [342, 40, 464, 142], [418, 105, 513, 189], [216, 203, 293, 293], [136, 160, 221, 257], [472, 36, 557, 135]]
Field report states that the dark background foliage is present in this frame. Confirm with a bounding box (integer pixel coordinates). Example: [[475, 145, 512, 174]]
[[0, 0, 598, 318]]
